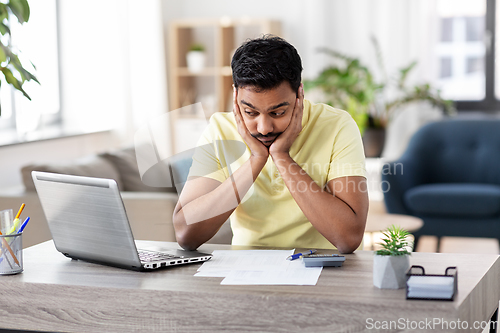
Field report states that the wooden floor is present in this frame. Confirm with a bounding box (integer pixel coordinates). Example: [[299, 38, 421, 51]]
[[366, 201, 500, 254]]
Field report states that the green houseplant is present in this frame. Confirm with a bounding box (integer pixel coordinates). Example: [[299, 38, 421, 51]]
[[373, 225, 412, 289], [304, 37, 454, 157], [186, 43, 206, 73], [189, 43, 205, 52], [0, 0, 38, 116]]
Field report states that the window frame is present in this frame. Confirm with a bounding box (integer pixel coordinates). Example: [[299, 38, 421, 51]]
[[455, 0, 500, 111]]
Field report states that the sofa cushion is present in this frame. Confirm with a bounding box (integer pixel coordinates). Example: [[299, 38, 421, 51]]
[[21, 155, 122, 191], [100, 147, 175, 193], [404, 183, 500, 218]]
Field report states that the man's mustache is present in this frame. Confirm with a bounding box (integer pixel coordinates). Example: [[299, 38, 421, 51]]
[[251, 132, 282, 139]]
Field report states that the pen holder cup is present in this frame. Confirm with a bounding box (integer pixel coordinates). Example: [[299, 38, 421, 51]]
[[0, 233, 23, 275]]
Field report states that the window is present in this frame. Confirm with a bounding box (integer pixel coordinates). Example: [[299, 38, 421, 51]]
[[0, 0, 60, 136], [465, 17, 485, 42], [440, 57, 452, 78], [435, 0, 500, 111], [435, 0, 486, 102], [466, 57, 483, 73], [441, 18, 454, 42]]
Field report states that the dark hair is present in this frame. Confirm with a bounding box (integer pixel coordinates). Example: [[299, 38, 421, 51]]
[[231, 35, 303, 93]]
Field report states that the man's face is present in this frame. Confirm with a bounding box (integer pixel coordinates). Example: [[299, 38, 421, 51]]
[[237, 81, 297, 147]]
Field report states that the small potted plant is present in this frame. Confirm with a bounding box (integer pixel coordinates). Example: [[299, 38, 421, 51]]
[[373, 225, 412, 289], [186, 43, 206, 73]]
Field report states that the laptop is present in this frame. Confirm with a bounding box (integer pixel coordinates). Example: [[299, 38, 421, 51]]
[[32, 171, 212, 271]]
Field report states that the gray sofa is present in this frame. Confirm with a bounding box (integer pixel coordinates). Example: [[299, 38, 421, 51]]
[[0, 147, 232, 248]]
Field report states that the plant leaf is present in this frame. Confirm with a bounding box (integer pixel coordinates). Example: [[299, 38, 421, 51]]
[[17, 0, 30, 22], [7, 0, 28, 24], [371, 35, 388, 85], [0, 4, 8, 23], [0, 22, 11, 35], [1, 66, 31, 99], [398, 61, 417, 89], [1, 46, 38, 84], [0, 45, 6, 63], [376, 225, 412, 255]]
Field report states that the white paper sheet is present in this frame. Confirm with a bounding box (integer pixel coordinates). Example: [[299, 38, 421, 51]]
[[194, 270, 233, 277], [221, 262, 322, 285], [197, 250, 294, 273], [195, 249, 323, 285]]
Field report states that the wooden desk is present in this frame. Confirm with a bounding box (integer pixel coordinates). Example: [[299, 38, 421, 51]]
[[0, 241, 498, 333]]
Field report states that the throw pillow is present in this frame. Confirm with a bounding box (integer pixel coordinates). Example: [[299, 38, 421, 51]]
[[100, 147, 175, 193]]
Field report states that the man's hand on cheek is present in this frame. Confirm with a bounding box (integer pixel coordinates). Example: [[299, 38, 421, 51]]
[[233, 87, 269, 160], [269, 84, 304, 158]]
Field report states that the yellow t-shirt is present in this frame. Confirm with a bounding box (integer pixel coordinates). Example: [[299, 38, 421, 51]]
[[188, 100, 366, 249]]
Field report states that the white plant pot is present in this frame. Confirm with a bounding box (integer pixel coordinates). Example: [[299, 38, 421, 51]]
[[373, 254, 410, 289], [186, 51, 206, 73]]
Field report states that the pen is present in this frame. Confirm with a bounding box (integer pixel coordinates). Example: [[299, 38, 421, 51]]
[[18, 217, 30, 233], [7, 203, 25, 235], [287, 249, 317, 261]]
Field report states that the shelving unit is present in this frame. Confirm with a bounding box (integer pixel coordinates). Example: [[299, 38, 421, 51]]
[[168, 18, 281, 153]]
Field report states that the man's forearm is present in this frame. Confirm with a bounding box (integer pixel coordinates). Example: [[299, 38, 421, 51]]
[[271, 153, 367, 253], [174, 155, 267, 249]]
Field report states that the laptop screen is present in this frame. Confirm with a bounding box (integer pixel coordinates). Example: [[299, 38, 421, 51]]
[[32, 171, 142, 269]]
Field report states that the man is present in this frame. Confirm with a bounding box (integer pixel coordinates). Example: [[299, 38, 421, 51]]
[[173, 35, 368, 253]]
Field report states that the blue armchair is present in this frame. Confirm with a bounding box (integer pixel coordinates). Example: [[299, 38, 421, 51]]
[[382, 119, 500, 245]]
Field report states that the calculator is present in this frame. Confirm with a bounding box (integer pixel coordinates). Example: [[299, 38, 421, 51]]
[[302, 254, 345, 267]]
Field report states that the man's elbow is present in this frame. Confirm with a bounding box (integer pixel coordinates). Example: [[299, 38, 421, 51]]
[[336, 210, 367, 253], [175, 231, 200, 251], [336, 243, 358, 254], [335, 234, 364, 254], [173, 212, 200, 251], [178, 241, 199, 252]]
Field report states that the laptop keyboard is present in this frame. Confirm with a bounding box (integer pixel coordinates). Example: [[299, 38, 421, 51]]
[[138, 249, 177, 262]]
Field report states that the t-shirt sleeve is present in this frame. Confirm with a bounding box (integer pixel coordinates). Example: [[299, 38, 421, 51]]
[[327, 114, 367, 181], [187, 118, 227, 184]]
